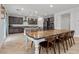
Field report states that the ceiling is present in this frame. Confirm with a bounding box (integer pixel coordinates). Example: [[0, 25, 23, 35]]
[[4, 4, 79, 18]]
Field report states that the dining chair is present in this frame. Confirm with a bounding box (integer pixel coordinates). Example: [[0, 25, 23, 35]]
[[64, 32, 70, 50], [65, 32, 72, 48], [69, 30, 75, 46], [55, 33, 66, 54], [39, 35, 56, 54]]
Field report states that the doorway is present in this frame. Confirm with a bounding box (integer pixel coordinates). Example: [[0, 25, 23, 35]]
[[61, 13, 70, 30]]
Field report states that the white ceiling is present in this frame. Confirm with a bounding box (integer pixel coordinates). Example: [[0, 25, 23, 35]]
[[4, 4, 79, 18]]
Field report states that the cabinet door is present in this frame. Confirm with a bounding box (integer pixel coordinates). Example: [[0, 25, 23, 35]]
[[9, 27, 24, 34], [9, 16, 23, 24], [9, 16, 14, 24]]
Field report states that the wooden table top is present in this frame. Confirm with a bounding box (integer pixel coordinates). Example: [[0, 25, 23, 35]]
[[26, 29, 71, 39]]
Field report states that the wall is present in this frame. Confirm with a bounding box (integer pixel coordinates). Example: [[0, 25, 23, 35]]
[[0, 5, 3, 40], [0, 5, 6, 47], [54, 7, 79, 37], [0, 19, 5, 40], [54, 14, 61, 29]]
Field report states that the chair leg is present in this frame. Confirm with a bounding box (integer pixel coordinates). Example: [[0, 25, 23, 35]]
[[31, 41, 33, 48], [62, 41, 66, 53], [46, 48, 48, 54], [65, 40, 68, 50], [70, 38, 73, 47], [72, 38, 75, 45], [39, 46, 41, 54], [53, 43, 56, 54], [67, 39, 71, 47], [57, 42, 60, 54]]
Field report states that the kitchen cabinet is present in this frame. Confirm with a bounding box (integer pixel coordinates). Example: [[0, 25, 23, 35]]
[[9, 27, 24, 34], [9, 16, 23, 24], [9, 16, 24, 34]]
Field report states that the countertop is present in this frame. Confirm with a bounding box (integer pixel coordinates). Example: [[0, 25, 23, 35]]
[[10, 24, 39, 28]]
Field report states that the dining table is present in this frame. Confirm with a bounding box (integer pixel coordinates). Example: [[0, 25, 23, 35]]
[[24, 29, 70, 54]]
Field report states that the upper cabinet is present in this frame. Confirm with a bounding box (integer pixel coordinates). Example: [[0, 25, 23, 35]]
[[9, 16, 23, 34], [9, 16, 23, 24]]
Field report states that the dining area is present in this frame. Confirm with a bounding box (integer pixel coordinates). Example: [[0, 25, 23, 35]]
[[0, 4, 79, 54], [24, 29, 75, 54], [1, 0, 79, 59]]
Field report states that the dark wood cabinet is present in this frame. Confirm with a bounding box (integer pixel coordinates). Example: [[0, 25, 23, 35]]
[[43, 17, 54, 30], [9, 16, 23, 24], [9, 16, 24, 34], [9, 27, 24, 34]]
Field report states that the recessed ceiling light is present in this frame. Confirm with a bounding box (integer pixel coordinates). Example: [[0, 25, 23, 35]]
[[35, 10, 38, 14], [16, 8, 24, 11], [21, 8, 24, 11], [50, 4, 53, 8]]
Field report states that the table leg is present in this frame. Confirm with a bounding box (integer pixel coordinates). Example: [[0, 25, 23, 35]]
[[34, 39, 45, 54], [24, 28, 28, 49], [24, 28, 26, 35], [24, 36, 28, 49], [34, 41, 39, 54]]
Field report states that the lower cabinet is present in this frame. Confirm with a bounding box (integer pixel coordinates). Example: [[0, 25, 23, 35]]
[[9, 27, 24, 34]]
